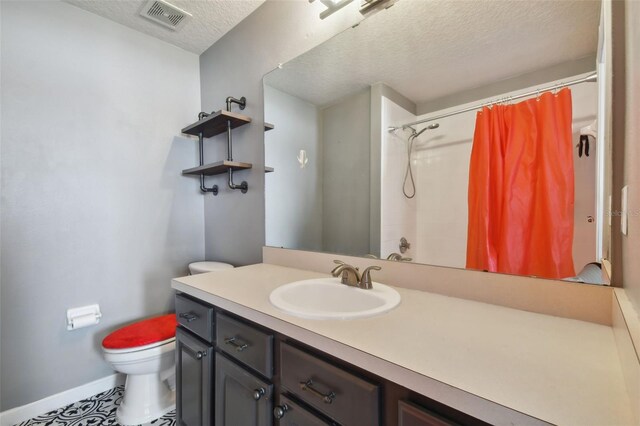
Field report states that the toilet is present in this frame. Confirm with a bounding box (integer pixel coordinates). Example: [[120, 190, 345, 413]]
[[188, 260, 234, 275], [102, 261, 233, 424], [102, 314, 177, 425]]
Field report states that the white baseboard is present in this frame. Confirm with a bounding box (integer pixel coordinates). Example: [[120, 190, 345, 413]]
[[0, 373, 125, 426]]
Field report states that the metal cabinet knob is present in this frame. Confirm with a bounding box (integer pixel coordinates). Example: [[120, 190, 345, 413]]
[[273, 404, 289, 419], [195, 351, 206, 360], [253, 387, 266, 401]]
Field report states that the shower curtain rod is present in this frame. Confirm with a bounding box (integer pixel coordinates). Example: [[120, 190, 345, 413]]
[[389, 71, 598, 132]]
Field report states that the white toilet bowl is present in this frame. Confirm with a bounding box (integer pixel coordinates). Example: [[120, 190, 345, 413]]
[[102, 315, 177, 425]]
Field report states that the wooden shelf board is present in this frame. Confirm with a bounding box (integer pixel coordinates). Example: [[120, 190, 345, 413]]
[[182, 110, 252, 138], [265, 166, 274, 173], [264, 122, 275, 132], [182, 160, 253, 176]]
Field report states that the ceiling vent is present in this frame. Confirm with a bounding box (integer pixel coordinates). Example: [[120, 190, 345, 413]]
[[140, 0, 192, 31]]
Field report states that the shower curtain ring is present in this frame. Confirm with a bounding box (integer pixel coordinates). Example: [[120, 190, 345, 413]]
[[555, 82, 562, 96]]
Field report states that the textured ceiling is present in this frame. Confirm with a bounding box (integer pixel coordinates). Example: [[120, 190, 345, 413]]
[[64, 0, 265, 54], [264, 0, 601, 107]]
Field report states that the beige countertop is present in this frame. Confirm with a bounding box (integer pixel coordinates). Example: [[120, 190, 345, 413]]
[[172, 263, 634, 426]]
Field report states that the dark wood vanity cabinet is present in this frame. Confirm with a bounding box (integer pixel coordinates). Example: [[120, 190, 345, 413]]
[[175, 292, 481, 426]]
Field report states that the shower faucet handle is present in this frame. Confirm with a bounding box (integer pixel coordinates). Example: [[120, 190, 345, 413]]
[[399, 237, 411, 253]]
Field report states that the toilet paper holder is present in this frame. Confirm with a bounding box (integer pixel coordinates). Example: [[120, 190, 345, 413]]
[[67, 304, 102, 331]]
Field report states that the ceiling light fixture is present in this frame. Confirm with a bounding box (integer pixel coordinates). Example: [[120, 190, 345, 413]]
[[309, 0, 355, 20], [309, 0, 398, 20]]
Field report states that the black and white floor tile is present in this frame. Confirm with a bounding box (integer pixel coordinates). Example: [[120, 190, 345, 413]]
[[15, 386, 176, 426]]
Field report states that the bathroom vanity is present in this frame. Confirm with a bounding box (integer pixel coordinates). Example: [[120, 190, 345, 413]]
[[172, 259, 636, 426], [175, 291, 472, 426]]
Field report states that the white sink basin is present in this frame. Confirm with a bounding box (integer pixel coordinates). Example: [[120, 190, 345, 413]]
[[269, 278, 401, 320]]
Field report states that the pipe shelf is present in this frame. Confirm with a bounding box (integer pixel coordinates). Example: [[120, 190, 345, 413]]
[[182, 110, 251, 138], [182, 160, 252, 176]]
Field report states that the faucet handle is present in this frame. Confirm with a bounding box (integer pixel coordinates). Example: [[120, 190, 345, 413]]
[[360, 266, 382, 289], [331, 260, 345, 276]]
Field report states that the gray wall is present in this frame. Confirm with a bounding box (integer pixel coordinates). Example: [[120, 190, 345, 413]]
[[264, 85, 323, 251], [321, 90, 371, 256], [199, 0, 362, 265], [0, 1, 203, 410]]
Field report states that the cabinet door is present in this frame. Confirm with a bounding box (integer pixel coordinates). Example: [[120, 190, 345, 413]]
[[176, 327, 213, 426], [215, 353, 273, 426]]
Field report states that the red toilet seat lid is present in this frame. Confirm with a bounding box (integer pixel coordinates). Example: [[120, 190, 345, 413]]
[[102, 314, 177, 350]]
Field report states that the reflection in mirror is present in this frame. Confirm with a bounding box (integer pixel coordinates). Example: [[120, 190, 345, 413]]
[[264, 0, 610, 284]]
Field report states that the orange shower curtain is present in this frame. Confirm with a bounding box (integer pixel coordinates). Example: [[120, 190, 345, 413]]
[[466, 88, 575, 279]]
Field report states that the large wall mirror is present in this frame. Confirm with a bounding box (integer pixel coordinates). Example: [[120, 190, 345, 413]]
[[264, 0, 611, 285]]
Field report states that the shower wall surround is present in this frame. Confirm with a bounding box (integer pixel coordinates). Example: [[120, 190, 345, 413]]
[[380, 81, 599, 272], [380, 98, 417, 260]]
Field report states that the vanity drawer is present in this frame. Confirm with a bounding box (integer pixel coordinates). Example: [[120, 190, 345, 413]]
[[280, 343, 380, 426], [175, 293, 214, 342], [216, 312, 274, 378], [398, 400, 457, 426]]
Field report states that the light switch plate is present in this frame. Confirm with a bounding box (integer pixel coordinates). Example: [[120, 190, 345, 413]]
[[621, 185, 628, 236]]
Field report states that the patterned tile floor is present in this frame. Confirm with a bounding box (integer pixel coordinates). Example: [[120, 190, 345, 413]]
[[16, 386, 175, 426]]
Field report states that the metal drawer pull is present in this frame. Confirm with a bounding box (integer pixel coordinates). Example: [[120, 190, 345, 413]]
[[253, 387, 266, 401], [179, 312, 198, 322], [299, 379, 336, 404], [224, 337, 248, 352], [273, 404, 289, 419], [194, 350, 206, 360]]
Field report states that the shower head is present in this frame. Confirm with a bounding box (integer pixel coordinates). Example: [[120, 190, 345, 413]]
[[388, 122, 440, 135], [411, 122, 440, 138]]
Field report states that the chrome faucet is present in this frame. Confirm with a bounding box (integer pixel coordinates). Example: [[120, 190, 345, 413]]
[[331, 260, 360, 286], [331, 260, 382, 289], [386, 253, 413, 262]]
